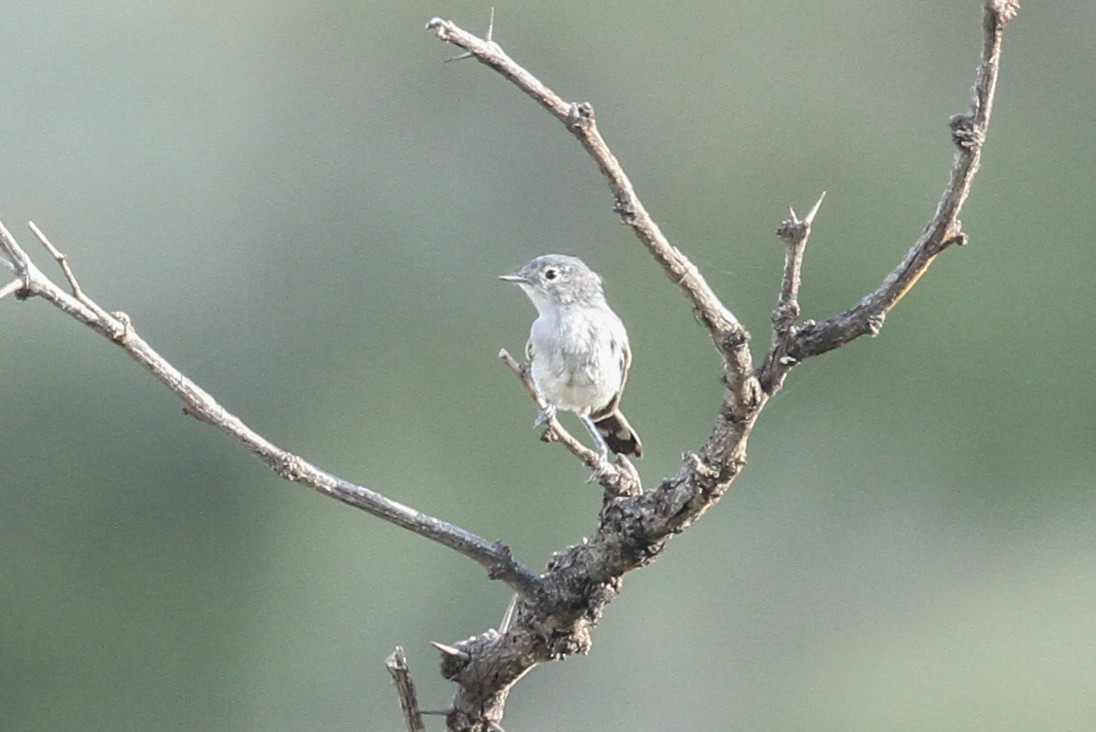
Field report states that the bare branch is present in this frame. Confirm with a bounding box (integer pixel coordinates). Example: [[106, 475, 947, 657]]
[[0, 221, 543, 602], [787, 1, 1017, 362], [385, 647, 426, 732], [774, 193, 825, 342]]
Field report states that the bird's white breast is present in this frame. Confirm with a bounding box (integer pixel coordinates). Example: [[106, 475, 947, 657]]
[[528, 303, 626, 415]]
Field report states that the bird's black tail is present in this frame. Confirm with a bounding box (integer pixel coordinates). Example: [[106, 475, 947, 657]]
[[595, 411, 643, 458]]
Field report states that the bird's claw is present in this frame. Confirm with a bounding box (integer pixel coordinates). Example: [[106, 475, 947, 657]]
[[533, 405, 556, 429]]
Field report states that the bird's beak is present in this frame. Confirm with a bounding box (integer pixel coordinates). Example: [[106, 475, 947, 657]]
[[498, 272, 528, 284]]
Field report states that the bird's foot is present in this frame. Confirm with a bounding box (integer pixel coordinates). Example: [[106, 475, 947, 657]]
[[533, 404, 557, 429]]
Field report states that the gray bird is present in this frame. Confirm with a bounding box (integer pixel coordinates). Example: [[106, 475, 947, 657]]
[[500, 254, 642, 462]]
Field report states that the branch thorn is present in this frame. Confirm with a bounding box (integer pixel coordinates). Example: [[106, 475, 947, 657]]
[[430, 641, 470, 660], [442, 7, 496, 62], [803, 190, 826, 226], [777, 192, 825, 245]]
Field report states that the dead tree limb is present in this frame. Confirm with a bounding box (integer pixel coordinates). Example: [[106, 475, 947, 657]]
[[0, 2, 1019, 730], [424, 2, 1018, 729]]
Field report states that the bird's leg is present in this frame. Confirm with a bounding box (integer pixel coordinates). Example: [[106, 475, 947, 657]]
[[577, 413, 612, 468]]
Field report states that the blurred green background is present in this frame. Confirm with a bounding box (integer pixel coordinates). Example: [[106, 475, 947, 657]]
[[1, 2, 1093, 730]]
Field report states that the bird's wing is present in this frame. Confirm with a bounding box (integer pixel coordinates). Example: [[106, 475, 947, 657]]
[[594, 330, 631, 420]]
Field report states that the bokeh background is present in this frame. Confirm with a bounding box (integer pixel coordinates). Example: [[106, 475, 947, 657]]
[[1, 2, 1093, 730]]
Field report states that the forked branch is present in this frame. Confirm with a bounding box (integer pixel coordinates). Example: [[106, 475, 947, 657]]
[[425, 3, 1017, 729]]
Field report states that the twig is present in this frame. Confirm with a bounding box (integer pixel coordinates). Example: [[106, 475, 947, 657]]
[[385, 647, 426, 732], [28, 221, 117, 325], [774, 193, 825, 341], [0, 221, 543, 602], [758, 192, 825, 393], [787, 1, 1018, 362]]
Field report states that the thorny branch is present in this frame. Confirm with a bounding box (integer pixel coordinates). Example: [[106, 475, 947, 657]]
[[425, 2, 1018, 730], [760, 192, 826, 394], [0, 2, 1018, 731]]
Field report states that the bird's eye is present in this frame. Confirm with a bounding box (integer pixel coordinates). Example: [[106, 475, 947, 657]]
[[544, 268, 558, 280]]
